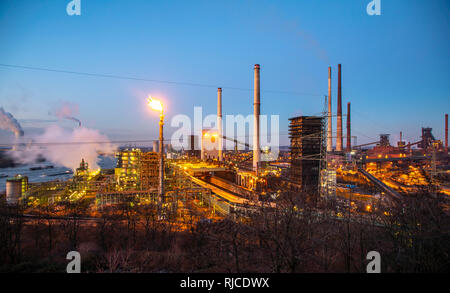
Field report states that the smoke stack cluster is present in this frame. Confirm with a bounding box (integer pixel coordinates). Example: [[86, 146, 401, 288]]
[[327, 67, 332, 152], [346, 102, 351, 152], [253, 64, 261, 174], [446, 113, 448, 152], [217, 88, 223, 161], [336, 64, 343, 152]]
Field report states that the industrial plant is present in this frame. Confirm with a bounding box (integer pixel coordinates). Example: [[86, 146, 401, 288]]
[[0, 57, 448, 274], [1, 62, 448, 219]]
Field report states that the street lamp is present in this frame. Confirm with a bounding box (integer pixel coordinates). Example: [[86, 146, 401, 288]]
[[147, 96, 165, 200]]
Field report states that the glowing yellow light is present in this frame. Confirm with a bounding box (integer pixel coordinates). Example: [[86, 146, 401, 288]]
[[147, 96, 163, 112]]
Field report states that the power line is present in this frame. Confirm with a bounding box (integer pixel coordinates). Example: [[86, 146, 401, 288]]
[[0, 63, 323, 97]]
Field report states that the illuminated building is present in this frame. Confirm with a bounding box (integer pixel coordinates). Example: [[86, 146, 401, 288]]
[[139, 151, 159, 190], [76, 158, 89, 177], [115, 148, 159, 190], [201, 129, 219, 160]]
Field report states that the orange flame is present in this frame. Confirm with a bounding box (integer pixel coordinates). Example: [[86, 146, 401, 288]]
[[147, 96, 163, 113]]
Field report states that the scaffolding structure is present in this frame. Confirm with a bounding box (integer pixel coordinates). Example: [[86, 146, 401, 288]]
[[115, 148, 159, 191], [320, 96, 337, 197], [289, 115, 323, 192], [139, 152, 159, 190]]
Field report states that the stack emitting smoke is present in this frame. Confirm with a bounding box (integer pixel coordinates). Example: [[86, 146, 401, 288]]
[[54, 102, 81, 127], [217, 88, 223, 161], [327, 67, 332, 152], [253, 64, 261, 174], [336, 64, 343, 152], [0, 107, 24, 151], [64, 116, 81, 127]]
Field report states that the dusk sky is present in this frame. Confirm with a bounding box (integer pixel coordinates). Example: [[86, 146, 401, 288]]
[[0, 0, 449, 146]]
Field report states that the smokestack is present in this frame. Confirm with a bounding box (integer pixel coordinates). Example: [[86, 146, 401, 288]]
[[336, 64, 343, 152], [253, 64, 261, 174], [64, 116, 81, 127], [446, 113, 448, 152], [400, 131, 402, 142], [217, 88, 223, 161], [327, 67, 332, 152], [346, 102, 351, 152]]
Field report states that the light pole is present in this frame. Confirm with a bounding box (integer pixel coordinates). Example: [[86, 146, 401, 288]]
[[147, 97, 165, 201]]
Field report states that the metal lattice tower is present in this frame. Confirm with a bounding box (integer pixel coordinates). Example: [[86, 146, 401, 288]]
[[319, 96, 328, 195], [319, 95, 336, 198]]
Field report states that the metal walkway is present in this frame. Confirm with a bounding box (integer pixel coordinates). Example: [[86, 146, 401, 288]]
[[358, 168, 402, 201]]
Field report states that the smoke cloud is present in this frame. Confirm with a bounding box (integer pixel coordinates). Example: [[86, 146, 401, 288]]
[[53, 101, 82, 127], [0, 107, 24, 137], [11, 125, 116, 170]]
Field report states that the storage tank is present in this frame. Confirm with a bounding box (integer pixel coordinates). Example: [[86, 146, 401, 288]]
[[6, 175, 27, 205]]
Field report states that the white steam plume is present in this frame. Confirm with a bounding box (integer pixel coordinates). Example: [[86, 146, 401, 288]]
[[0, 107, 24, 137], [54, 101, 82, 127], [12, 125, 115, 170]]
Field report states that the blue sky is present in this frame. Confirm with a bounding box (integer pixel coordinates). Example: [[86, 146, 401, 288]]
[[0, 0, 449, 146]]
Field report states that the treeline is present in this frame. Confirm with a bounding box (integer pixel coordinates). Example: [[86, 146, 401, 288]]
[[0, 190, 448, 273]]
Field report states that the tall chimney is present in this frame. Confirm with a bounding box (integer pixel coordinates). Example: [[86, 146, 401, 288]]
[[346, 102, 351, 152], [327, 67, 332, 152], [445, 113, 448, 152], [336, 64, 343, 152], [217, 88, 223, 161], [253, 64, 261, 174]]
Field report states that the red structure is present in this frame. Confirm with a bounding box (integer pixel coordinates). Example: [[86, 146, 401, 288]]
[[336, 64, 343, 152]]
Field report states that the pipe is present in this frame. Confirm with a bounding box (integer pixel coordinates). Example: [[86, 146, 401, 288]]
[[446, 113, 448, 152], [217, 88, 223, 161], [159, 112, 165, 200], [346, 102, 351, 152], [327, 66, 332, 152], [190, 135, 195, 151], [253, 64, 261, 174], [336, 64, 343, 152]]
